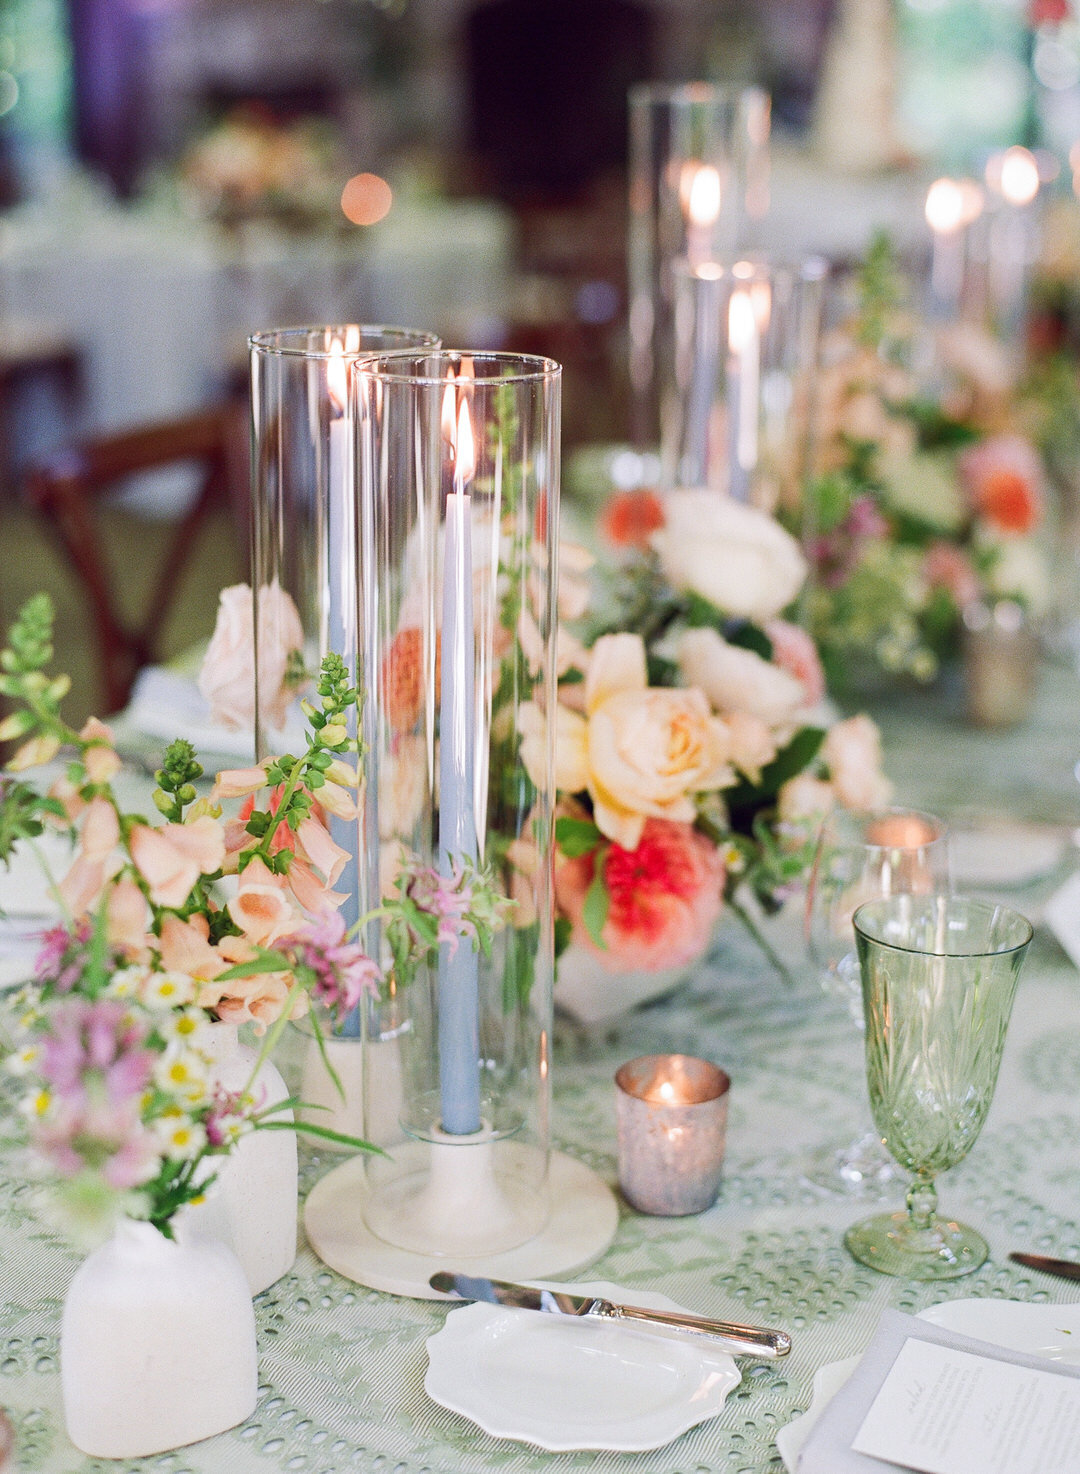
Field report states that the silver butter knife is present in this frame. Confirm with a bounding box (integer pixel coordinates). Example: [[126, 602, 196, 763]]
[[429, 1272, 791, 1359], [1009, 1251, 1080, 1282]]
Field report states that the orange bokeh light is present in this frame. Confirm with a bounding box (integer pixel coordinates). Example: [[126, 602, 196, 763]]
[[340, 173, 393, 226]]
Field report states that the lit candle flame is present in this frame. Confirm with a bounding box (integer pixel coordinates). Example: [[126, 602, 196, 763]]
[[994, 146, 1040, 206], [455, 398, 476, 490], [684, 163, 722, 228], [658, 1080, 676, 1102], [925, 178, 966, 234], [327, 339, 348, 417], [728, 287, 756, 353]]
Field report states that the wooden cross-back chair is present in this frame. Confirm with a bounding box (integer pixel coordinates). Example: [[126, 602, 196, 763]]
[[23, 402, 248, 714]]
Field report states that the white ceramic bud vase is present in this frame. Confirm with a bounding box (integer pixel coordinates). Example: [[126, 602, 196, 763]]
[[61, 1217, 258, 1458], [185, 1022, 297, 1294]]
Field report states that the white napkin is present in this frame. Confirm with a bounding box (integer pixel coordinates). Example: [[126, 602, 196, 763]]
[[797, 1308, 1080, 1473], [125, 666, 254, 761]]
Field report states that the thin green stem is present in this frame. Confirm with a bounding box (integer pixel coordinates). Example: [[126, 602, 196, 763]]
[[728, 897, 795, 988]]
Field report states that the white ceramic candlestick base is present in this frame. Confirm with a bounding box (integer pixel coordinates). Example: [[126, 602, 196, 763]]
[[61, 1219, 257, 1458], [363, 1129, 544, 1258], [305, 1147, 619, 1299]]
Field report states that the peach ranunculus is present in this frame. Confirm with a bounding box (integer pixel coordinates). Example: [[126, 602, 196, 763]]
[[129, 816, 226, 910], [677, 627, 806, 728], [822, 715, 893, 813], [198, 581, 305, 733], [600, 489, 666, 551], [650, 490, 807, 622], [546, 633, 734, 850], [555, 817, 725, 973], [958, 435, 1044, 536]]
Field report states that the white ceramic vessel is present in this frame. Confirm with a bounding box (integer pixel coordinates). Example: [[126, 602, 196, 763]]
[[184, 1022, 297, 1294], [61, 1218, 258, 1458]]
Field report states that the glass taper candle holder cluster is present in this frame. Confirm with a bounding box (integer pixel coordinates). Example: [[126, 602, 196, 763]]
[[249, 324, 439, 1033], [351, 350, 561, 1258], [627, 82, 771, 451], [662, 255, 826, 503], [846, 894, 1032, 1280]]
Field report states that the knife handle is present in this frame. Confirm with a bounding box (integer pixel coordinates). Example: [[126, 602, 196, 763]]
[[596, 1303, 792, 1359]]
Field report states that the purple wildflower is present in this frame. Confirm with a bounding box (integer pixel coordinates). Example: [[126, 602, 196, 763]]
[[403, 863, 476, 953], [281, 911, 381, 1022], [39, 998, 155, 1108], [34, 920, 94, 993]]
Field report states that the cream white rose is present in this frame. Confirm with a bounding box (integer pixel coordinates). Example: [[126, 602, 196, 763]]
[[677, 627, 806, 727], [198, 582, 304, 732], [650, 490, 807, 621]]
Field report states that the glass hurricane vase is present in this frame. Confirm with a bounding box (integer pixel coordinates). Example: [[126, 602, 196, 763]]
[[845, 894, 1032, 1279]]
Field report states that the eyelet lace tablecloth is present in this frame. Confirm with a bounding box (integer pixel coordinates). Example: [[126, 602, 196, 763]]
[[4, 668, 1080, 1473]]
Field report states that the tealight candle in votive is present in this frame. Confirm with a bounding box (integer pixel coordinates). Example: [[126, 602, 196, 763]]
[[863, 810, 945, 895], [615, 1054, 730, 1216]]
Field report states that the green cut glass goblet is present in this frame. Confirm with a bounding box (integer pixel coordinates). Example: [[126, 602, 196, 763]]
[[845, 894, 1032, 1280]]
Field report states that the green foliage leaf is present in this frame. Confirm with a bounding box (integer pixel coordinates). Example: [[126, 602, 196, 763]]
[[725, 725, 826, 813], [724, 621, 774, 661], [582, 863, 609, 949], [555, 816, 602, 857]]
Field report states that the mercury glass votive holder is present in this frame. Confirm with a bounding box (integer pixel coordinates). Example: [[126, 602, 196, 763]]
[[615, 1055, 730, 1216]]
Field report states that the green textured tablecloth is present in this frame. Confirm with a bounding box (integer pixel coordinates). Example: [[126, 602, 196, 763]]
[[4, 669, 1080, 1474]]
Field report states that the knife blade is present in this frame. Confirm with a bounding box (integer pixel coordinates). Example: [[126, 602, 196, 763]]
[[429, 1272, 791, 1359], [1009, 1252, 1080, 1282]]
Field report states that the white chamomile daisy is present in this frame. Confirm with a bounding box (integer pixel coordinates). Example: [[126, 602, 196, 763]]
[[105, 966, 151, 1000], [154, 1051, 209, 1104], [20, 1086, 53, 1121], [5, 1041, 39, 1077], [141, 970, 196, 1010], [160, 1007, 210, 1052], [155, 1108, 207, 1161]]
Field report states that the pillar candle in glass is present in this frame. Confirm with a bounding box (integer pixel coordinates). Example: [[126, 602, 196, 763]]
[[628, 82, 771, 451], [615, 1054, 731, 1216], [664, 256, 825, 508], [353, 350, 561, 1258], [249, 325, 438, 1042]]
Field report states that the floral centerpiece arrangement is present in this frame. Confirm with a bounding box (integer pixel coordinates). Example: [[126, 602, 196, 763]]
[[179, 102, 344, 229], [0, 594, 502, 1239], [539, 488, 892, 985], [800, 236, 1049, 691]]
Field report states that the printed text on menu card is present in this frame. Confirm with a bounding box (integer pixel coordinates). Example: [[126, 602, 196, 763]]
[[852, 1338, 1080, 1474]]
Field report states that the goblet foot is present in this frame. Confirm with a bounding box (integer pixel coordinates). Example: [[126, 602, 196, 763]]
[[844, 1209, 988, 1279], [804, 1131, 907, 1198]]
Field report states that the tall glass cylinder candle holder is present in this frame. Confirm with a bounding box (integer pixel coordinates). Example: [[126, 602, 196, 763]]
[[352, 350, 561, 1258], [662, 256, 826, 506], [249, 325, 439, 1044], [628, 82, 771, 450]]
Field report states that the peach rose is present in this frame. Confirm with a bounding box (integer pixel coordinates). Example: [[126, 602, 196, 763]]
[[551, 633, 734, 850], [198, 581, 304, 733], [727, 711, 778, 785], [778, 773, 835, 825], [678, 627, 806, 727], [822, 716, 893, 812], [556, 817, 724, 973]]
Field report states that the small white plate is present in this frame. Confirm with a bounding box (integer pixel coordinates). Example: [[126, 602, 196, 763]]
[[775, 1300, 1080, 1472], [425, 1280, 741, 1452]]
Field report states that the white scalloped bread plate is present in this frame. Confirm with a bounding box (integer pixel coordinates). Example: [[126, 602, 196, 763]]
[[425, 1280, 741, 1452], [775, 1299, 1080, 1472]]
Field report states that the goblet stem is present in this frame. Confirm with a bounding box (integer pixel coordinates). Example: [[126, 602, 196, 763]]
[[906, 1176, 937, 1234]]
